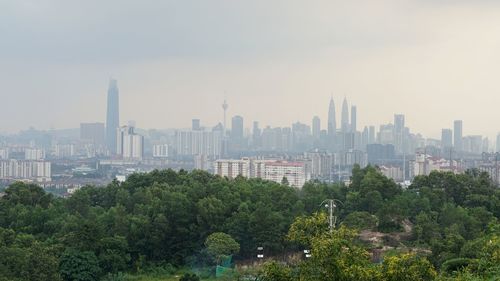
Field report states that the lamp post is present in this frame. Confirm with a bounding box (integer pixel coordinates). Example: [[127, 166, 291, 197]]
[[320, 199, 343, 232]]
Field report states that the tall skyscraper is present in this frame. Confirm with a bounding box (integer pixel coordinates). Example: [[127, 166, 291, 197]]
[[231, 115, 244, 139], [441, 129, 453, 151], [312, 116, 321, 139], [106, 79, 120, 153], [369, 126, 376, 144], [454, 120, 463, 151], [350, 105, 357, 133], [327, 98, 336, 137], [394, 114, 405, 153], [341, 98, 349, 133]]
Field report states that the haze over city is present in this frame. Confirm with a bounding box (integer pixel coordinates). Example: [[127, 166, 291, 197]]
[[2, 0, 500, 139]]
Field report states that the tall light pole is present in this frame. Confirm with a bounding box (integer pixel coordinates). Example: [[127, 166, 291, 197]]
[[320, 199, 343, 232]]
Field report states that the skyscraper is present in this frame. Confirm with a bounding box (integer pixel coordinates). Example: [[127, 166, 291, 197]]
[[106, 79, 119, 153], [350, 105, 357, 133], [312, 116, 321, 139], [454, 120, 463, 151], [394, 114, 405, 153], [231, 115, 244, 139], [441, 129, 453, 151], [341, 98, 349, 133], [327, 98, 336, 138]]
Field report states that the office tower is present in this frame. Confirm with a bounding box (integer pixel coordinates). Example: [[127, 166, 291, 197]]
[[350, 105, 357, 133], [117, 126, 144, 160], [361, 126, 369, 149], [454, 120, 463, 151], [106, 79, 120, 153], [222, 100, 229, 136], [252, 121, 261, 147], [497, 133, 500, 152], [192, 119, 201, 131], [312, 116, 321, 139], [80, 123, 105, 145], [231, 115, 244, 139], [441, 129, 453, 150], [394, 114, 405, 153], [327, 98, 337, 138], [369, 126, 376, 144], [341, 98, 349, 132]]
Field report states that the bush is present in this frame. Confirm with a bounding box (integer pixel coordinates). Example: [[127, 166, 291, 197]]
[[179, 273, 200, 281]]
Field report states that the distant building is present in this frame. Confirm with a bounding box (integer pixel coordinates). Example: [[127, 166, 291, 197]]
[[394, 114, 405, 153], [175, 130, 222, 158], [214, 158, 311, 188], [152, 144, 169, 158], [351, 105, 357, 133], [306, 150, 334, 180], [0, 160, 51, 182], [379, 165, 404, 182], [454, 120, 463, 151], [312, 116, 321, 139], [117, 126, 144, 160], [441, 129, 453, 151], [328, 98, 337, 148], [231, 116, 244, 140], [367, 144, 395, 164], [0, 148, 8, 160], [80, 123, 105, 145], [54, 144, 75, 158], [25, 148, 45, 160], [410, 153, 462, 178], [106, 79, 120, 153]]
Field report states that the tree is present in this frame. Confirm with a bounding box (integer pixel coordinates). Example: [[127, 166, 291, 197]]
[[204, 232, 240, 264], [59, 249, 101, 281], [381, 253, 437, 281]]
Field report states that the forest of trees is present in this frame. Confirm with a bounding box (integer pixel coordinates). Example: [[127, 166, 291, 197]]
[[0, 166, 498, 280]]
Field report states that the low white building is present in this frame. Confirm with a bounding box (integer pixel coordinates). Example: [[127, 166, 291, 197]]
[[0, 160, 51, 182], [214, 158, 311, 188]]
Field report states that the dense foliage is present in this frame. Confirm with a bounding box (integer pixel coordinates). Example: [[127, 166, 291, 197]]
[[0, 166, 498, 280]]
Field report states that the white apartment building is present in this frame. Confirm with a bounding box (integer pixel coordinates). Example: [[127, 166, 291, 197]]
[[379, 165, 404, 182], [54, 144, 75, 158], [117, 126, 144, 160], [0, 148, 9, 160], [214, 158, 310, 188], [0, 160, 51, 182], [175, 130, 222, 158], [153, 144, 169, 158], [410, 154, 462, 178], [25, 148, 45, 160]]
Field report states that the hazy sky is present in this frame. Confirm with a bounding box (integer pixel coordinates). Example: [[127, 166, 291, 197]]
[[2, 0, 500, 139]]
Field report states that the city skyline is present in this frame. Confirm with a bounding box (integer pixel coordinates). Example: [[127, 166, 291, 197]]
[[2, 1, 500, 140]]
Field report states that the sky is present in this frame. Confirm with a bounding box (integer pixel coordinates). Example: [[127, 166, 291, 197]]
[[1, 0, 500, 140]]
